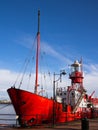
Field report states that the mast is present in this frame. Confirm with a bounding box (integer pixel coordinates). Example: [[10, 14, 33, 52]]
[[34, 10, 40, 94]]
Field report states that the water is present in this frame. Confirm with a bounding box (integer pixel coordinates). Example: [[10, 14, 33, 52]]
[[0, 104, 16, 125]]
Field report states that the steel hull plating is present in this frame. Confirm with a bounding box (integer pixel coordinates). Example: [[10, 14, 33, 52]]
[[7, 87, 85, 126], [7, 88, 54, 126]]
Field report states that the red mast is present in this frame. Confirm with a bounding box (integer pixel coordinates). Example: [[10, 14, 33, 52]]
[[35, 10, 40, 94]]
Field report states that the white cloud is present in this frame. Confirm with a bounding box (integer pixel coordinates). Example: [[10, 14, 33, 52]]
[[0, 62, 98, 100], [1, 33, 98, 99], [84, 64, 98, 97], [15, 33, 72, 66], [0, 69, 16, 85], [15, 34, 35, 49], [41, 42, 72, 65], [0, 69, 54, 99], [0, 69, 17, 99]]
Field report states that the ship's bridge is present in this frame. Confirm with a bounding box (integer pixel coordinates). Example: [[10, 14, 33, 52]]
[[56, 87, 67, 103]]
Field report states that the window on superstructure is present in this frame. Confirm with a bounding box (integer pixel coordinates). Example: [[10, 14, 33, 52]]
[[72, 92, 75, 97], [60, 93, 62, 96], [72, 92, 74, 96], [56, 93, 59, 96]]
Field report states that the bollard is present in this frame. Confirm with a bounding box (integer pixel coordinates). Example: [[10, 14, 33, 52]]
[[81, 117, 89, 130]]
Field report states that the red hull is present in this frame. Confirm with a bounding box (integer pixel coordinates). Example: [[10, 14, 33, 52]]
[[7, 87, 94, 127], [7, 87, 54, 126]]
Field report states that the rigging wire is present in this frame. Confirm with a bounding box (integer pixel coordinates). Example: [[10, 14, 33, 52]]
[[18, 59, 30, 89], [13, 35, 37, 89], [26, 57, 35, 90], [13, 33, 52, 94], [40, 71, 44, 96], [42, 51, 53, 84], [38, 50, 53, 97]]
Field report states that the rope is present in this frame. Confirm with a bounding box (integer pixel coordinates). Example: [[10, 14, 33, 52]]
[[26, 58, 35, 90], [13, 35, 37, 88], [18, 59, 30, 89], [42, 51, 53, 85], [38, 51, 53, 97]]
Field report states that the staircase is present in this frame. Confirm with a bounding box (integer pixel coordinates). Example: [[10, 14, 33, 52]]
[[72, 91, 86, 113]]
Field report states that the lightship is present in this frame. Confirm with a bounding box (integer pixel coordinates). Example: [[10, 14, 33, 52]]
[[7, 10, 98, 127]]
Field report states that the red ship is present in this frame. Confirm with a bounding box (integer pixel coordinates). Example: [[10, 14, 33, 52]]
[[7, 11, 98, 127]]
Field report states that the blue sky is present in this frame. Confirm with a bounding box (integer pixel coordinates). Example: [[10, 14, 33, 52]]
[[0, 0, 98, 99]]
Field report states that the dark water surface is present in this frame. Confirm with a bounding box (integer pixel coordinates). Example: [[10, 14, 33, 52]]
[[0, 104, 16, 125]]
